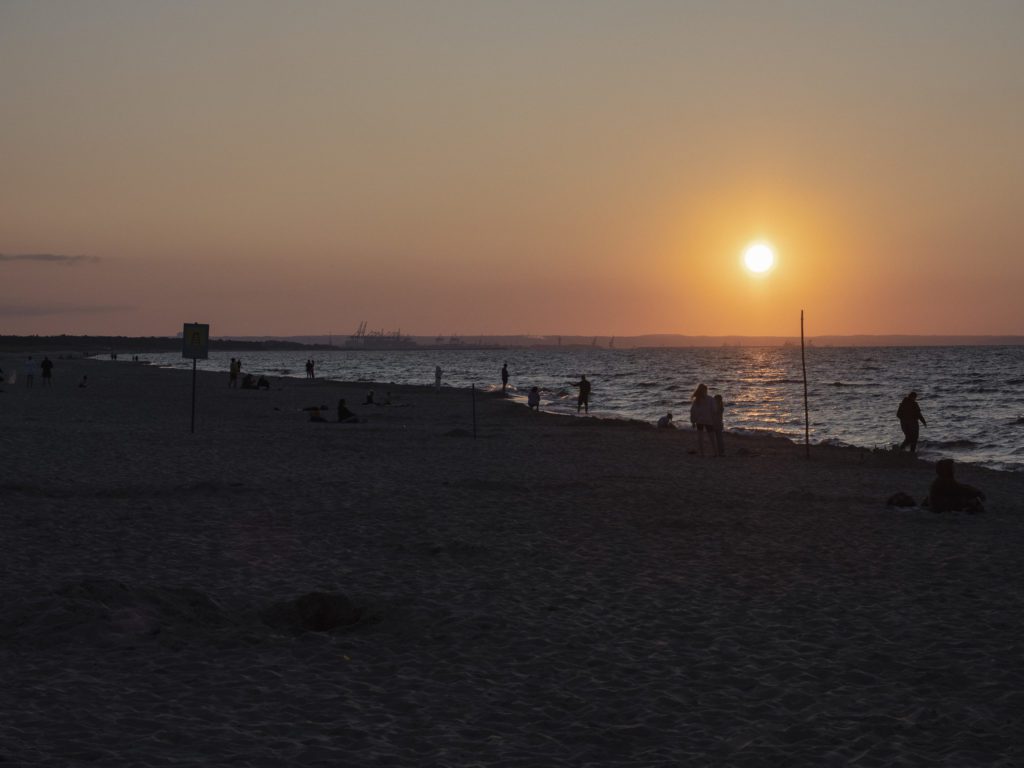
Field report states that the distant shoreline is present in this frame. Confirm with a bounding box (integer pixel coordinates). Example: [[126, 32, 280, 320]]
[[2, 333, 1023, 353]]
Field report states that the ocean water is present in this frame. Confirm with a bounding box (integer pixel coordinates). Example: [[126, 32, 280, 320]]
[[132, 345, 1024, 472]]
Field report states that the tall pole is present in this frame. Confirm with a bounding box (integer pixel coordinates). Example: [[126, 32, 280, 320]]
[[471, 383, 477, 439], [801, 310, 809, 459], [191, 358, 197, 434]]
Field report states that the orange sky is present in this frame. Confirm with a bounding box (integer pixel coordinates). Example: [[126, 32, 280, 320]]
[[2, 1, 1022, 337]]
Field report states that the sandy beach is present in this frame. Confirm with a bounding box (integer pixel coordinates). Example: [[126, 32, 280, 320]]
[[2, 354, 1024, 766]]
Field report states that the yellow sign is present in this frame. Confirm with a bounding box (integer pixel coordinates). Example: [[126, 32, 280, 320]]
[[182, 323, 210, 359]]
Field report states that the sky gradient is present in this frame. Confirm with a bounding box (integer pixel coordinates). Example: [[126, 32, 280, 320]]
[[2, 1, 1022, 337]]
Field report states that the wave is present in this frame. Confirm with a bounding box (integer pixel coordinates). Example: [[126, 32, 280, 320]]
[[925, 439, 980, 449]]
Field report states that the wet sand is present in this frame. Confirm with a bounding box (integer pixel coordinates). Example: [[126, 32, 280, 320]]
[[2, 355, 1023, 766]]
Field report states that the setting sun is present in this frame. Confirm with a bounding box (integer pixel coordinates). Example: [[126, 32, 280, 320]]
[[743, 242, 776, 274]]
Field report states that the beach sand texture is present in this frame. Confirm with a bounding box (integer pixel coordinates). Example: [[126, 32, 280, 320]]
[[2, 357, 1024, 766]]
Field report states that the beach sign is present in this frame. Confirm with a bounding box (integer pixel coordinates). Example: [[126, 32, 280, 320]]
[[182, 323, 210, 360]]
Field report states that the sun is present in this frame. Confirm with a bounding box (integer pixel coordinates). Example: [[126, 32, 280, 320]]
[[743, 242, 775, 274]]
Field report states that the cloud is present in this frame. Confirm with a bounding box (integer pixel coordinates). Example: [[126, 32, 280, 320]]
[[0, 253, 101, 265], [0, 303, 133, 317]]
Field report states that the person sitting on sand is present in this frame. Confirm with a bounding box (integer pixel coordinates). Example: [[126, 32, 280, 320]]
[[364, 390, 375, 405], [657, 412, 674, 429], [927, 458, 985, 513], [256, 375, 270, 390], [337, 398, 357, 423], [527, 386, 540, 411], [241, 373, 257, 389], [78, 375, 88, 388], [690, 383, 719, 456], [571, 375, 591, 414]]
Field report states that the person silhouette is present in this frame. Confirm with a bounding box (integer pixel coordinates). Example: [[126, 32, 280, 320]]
[[927, 459, 985, 513], [689, 383, 718, 456], [571, 375, 591, 414], [435, 366, 443, 391], [897, 391, 927, 452], [527, 386, 540, 411], [657, 412, 674, 428], [501, 362, 509, 393]]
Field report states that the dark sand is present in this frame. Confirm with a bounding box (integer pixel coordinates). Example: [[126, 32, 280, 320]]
[[2, 356, 1023, 766]]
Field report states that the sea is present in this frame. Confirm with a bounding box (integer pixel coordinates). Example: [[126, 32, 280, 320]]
[[131, 345, 1024, 473]]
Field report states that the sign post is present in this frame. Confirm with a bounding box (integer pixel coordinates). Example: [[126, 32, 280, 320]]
[[182, 323, 210, 433]]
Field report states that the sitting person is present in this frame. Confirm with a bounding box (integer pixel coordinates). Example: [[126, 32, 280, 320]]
[[241, 373, 257, 389], [527, 386, 540, 411], [927, 458, 985, 513], [78, 375, 88, 388], [364, 389, 375, 405], [657, 411, 674, 429], [256, 375, 270, 390], [337, 398, 358, 423]]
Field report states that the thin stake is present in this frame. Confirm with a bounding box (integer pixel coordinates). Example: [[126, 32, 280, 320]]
[[191, 358, 197, 434], [471, 383, 477, 439], [801, 310, 809, 459]]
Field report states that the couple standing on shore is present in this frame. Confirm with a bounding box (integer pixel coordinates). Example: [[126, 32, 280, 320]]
[[690, 383, 725, 456]]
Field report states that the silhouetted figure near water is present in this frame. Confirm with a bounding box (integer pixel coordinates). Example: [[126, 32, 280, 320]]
[[657, 412, 674, 428], [927, 459, 985, 513], [527, 386, 540, 411], [24, 356, 36, 388], [228, 358, 239, 388], [40, 357, 53, 387], [501, 362, 509, 392], [256, 375, 270, 390], [897, 391, 926, 452], [435, 366, 443, 391], [571, 375, 591, 413], [690, 383, 719, 456]]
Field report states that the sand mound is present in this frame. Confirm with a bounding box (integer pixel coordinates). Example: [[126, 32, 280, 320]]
[[260, 591, 362, 633]]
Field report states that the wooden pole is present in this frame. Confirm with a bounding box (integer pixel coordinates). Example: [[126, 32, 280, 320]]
[[801, 310, 809, 459], [190, 358, 197, 434], [471, 383, 477, 439]]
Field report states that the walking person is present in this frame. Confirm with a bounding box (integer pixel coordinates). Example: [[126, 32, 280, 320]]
[[501, 362, 509, 393], [689, 383, 718, 456], [896, 391, 927, 453], [24, 356, 37, 388], [571, 374, 591, 414], [40, 356, 54, 387]]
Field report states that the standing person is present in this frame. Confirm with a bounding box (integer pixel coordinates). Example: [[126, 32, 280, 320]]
[[689, 383, 718, 456], [713, 394, 726, 456], [896, 391, 927, 453], [309, 359, 316, 379], [527, 386, 540, 411], [40, 356, 54, 387], [24, 356, 37, 388], [228, 358, 239, 388], [501, 362, 509, 393], [571, 374, 591, 414], [435, 365, 443, 391]]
